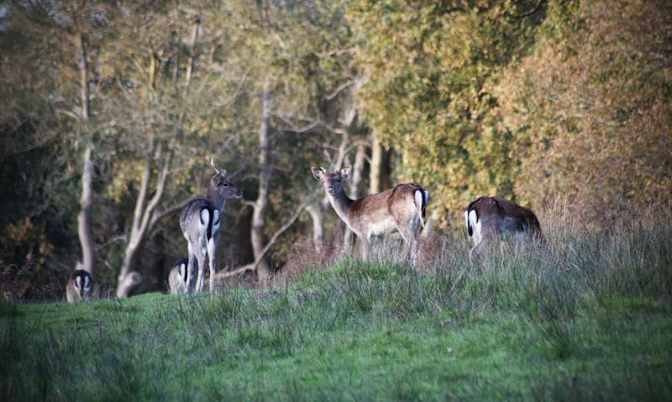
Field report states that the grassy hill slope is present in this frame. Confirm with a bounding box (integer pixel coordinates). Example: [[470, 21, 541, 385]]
[[2, 223, 672, 401]]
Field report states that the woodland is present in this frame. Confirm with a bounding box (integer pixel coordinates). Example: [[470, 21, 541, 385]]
[[1, 0, 671, 299]]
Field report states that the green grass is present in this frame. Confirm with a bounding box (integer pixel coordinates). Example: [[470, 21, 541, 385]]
[[2, 221, 672, 401]]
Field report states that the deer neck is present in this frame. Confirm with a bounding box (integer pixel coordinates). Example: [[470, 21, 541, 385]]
[[207, 188, 225, 211], [325, 187, 354, 226]]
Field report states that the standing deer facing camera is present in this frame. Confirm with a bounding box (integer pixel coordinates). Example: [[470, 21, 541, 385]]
[[66, 268, 93, 303], [180, 160, 242, 293], [465, 196, 543, 261], [312, 167, 429, 265]]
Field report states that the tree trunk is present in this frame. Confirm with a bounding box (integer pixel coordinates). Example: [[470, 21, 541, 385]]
[[343, 143, 367, 251], [370, 131, 383, 194], [116, 146, 171, 298], [184, 16, 201, 87], [252, 79, 273, 285], [78, 146, 95, 274], [306, 203, 325, 253], [76, 32, 96, 275]]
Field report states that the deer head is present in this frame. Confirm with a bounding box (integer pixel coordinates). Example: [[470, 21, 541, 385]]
[[208, 158, 243, 203], [311, 166, 351, 196]]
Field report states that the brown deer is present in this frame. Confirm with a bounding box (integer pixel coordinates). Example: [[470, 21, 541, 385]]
[[180, 160, 242, 293], [464, 196, 543, 261], [312, 167, 429, 265]]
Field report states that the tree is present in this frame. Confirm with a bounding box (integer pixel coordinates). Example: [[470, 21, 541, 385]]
[[348, 0, 544, 227], [494, 0, 672, 224]]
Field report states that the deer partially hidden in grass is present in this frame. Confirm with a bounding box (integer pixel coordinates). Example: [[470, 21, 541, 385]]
[[168, 258, 189, 295], [180, 160, 242, 293], [65, 267, 93, 303], [464, 196, 543, 262], [312, 167, 429, 265]]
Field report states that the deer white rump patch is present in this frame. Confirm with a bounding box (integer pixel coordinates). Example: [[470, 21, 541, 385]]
[[200, 208, 210, 228], [467, 209, 482, 245], [414, 190, 424, 211]]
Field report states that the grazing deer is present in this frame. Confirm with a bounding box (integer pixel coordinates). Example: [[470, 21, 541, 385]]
[[312, 167, 429, 265], [464, 196, 543, 261], [168, 258, 189, 295], [180, 160, 242, 293], [66, 268, 93, 303]]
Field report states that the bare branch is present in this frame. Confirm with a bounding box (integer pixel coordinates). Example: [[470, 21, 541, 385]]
[[250, 198, 311, 273], [138, 148, 172, 237], [241, 200, 256, 208], [324, 80, 355, 101], [132, 157, 152, 233], [215, 264, 255, 279], [149, 196, 196, 228], [512, 0, 544, 19], [274, 113, 348, 136]]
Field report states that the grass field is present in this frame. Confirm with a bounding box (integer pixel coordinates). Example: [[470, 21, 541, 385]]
[[2, 214, 672, 401]]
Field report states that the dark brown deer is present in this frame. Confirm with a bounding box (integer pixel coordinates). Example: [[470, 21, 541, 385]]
[[465, 196, 543, 261], [180, 160, 242, 293], [312, 167, 429, 265]]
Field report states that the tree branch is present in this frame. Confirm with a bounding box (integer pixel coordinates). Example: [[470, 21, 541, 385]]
[[138, 147, 172, 238], [149, 196, 195, 228], [274, 113, 348, 136], [324, 80, 355, 101], [249, 194, 316, 273], [215, 264, 255, 279], [512, 0, 544, 19], [132, 157, 152, 233]]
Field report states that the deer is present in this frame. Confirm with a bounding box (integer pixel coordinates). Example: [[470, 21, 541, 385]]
[[180, 160, 242, 293], [168, 258, 189, 295], [312, 167, 429, 265], [65, 268, 93, 303], [464, 196, 543, 261]]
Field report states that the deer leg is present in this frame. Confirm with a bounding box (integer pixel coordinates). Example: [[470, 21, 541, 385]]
[[398, 219, 421, 266], [186, 243, 196, 294], [408, 236, 419, 267], [207, 237, 217, 293], [469, 240, 486, 264], [195, 250, 206, 293], [359, 235, 369, 261]]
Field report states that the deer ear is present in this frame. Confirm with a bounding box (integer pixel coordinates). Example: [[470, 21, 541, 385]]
[[311, 167, 324, 180], [340, 167, 351, 179]]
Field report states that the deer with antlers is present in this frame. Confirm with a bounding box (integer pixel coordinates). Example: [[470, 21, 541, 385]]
[[464, 196, 543, 261], [312, 167, 429, 265], [179, 159, 242, 293]]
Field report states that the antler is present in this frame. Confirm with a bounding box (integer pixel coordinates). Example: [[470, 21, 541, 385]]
[[209, 157, 222, 175]]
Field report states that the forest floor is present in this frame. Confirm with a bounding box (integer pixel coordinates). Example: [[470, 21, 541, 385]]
[[2, 233, 672, 402]]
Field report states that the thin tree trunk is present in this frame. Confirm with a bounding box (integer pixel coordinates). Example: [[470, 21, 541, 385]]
[[306, 202, 325, 253], [343, 143, 367, 251], [77, 31, 96, 275], [184, 16, 201, 87], [78, 146, 95, 274], [116, 15, 200, 297], [116, 145, 172, 298], [252, 79, 273, 284], [370, 131, 383, 194]]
